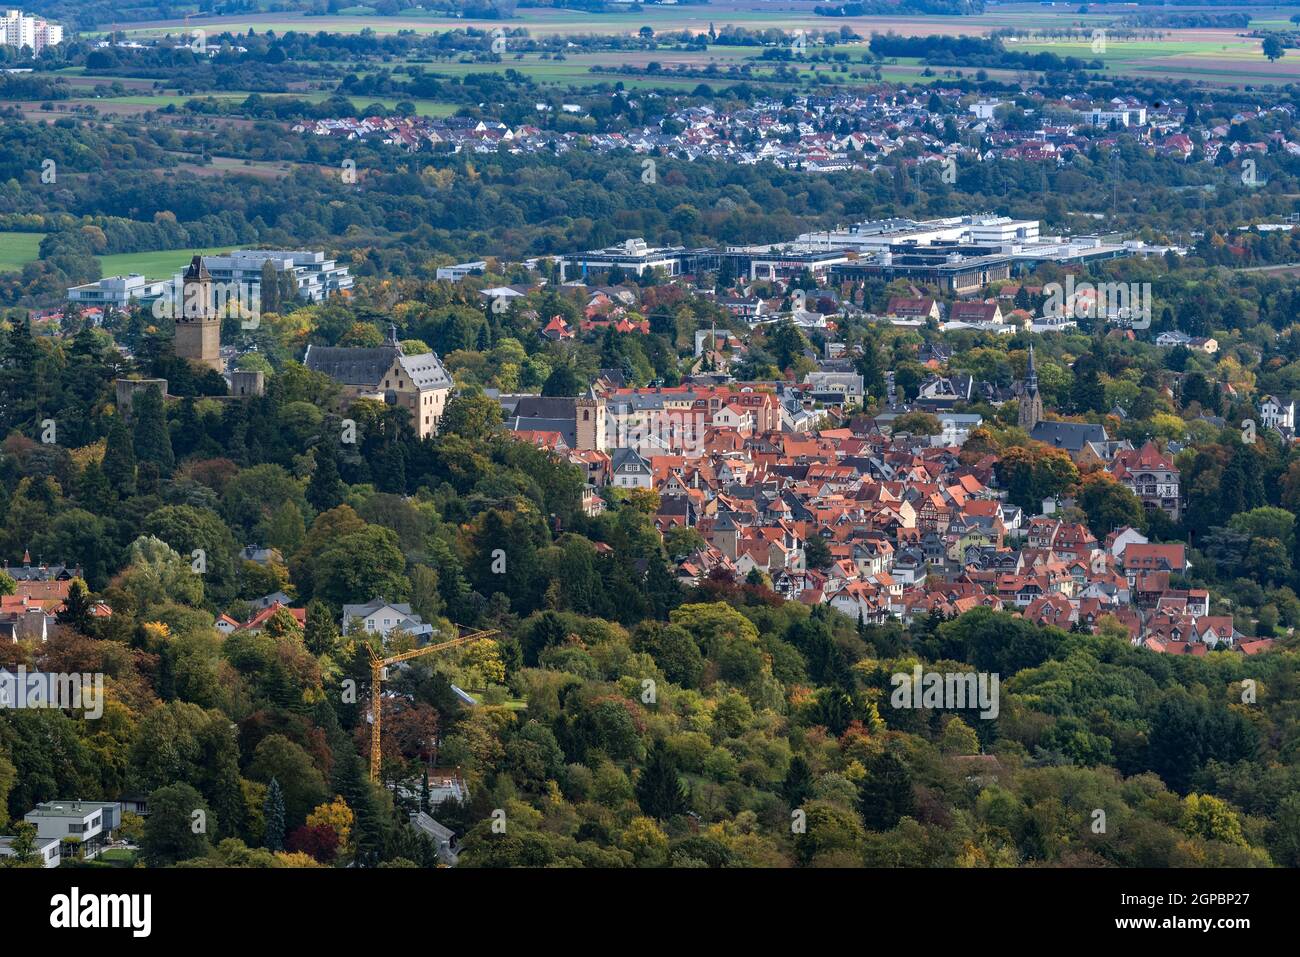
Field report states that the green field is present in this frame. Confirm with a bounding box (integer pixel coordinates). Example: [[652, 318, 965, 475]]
[[1012, 35, 1300, 84], [0, 232, 44, 272], [87, 3, 1121, 41], [98, 246, 234, 280], [91, 3, 1300, 88]]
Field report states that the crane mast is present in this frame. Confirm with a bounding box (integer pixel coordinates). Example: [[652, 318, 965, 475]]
[[368, 628, 497, 783]]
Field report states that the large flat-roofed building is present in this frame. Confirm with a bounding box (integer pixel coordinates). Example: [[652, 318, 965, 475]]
[[726, 245, 851, 282], [68, 249, 352, 311], [798, 215, 1038, 254], [200, 249, 353, 302], [1079, 105, 1147, 127], [303, 324, 452, 439], [561, 238, 682, 281], [67, 274, 168, 311], [436, 261, 487, 282], [23, 800, 121, 861], [968, 216, 1039, 245], [0, 832, 61, 866], [835, 247, 1012, 295]]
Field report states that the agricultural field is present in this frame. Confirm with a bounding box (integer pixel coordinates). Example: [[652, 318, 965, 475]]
[[0, 232, 44, 273], [1014, 32, 1300, 85], [90, 3, 1300, 89], [96, 246, 236, 280], [86, 2, 1126, 41]]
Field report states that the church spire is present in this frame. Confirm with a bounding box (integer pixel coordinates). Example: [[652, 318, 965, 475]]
[[1018, 342, 1043, 431]]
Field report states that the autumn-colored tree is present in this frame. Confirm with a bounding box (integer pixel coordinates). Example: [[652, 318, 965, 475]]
[[286, 823, 340, 863], [1077, 471, 1147, 537], [995, 442, 1079, 508], [307, 796, 354, 852]]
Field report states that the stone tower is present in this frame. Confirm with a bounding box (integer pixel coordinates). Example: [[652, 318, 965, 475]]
[[174, 255, 222, 372], [1018, 342, 1043, 431], [575, 385, 606, 452]]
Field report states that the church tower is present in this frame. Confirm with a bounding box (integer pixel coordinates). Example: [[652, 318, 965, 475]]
[[575, 385, 606, 452], [1018, 343, 1043, 431], [174, 255, 222, 372]]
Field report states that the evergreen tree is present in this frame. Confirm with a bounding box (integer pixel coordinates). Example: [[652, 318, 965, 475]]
[[279, 268, 298, 309], [259, 259, 281, 314], [75, 459, 113, 513], [782, 755, 814, 808], [263, 777, 286, 852], [635, 744, 689, 820], [132, 385, 174, 473], [57, 579, 95, 634], [377, 442, 406, 494], [0, 317, 40, 431], [304, 599, 341, 657], [174, 396, 200, 459], [102, 415, 136, 496], [307, 443, 346, 512], [858, 749, 916, 831], [644, 554, 684, 620], [335, 748, 389, 867], [856, 335, 886, 401]]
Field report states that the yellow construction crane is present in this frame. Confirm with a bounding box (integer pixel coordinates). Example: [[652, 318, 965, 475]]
[[368, 628, 498, 783]]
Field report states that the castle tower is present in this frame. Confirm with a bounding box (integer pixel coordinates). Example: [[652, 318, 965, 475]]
[[174, 255, 222, 372], [575, 385, 606, 452], [1018, 342, 1043, 431]]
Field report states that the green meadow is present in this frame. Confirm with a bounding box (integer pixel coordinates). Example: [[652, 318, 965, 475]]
[[0, 232, 44, 272], [97, 247, 235, 281]]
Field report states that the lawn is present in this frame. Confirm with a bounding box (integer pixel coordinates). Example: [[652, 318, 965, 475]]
[[0, 232, 43, 272], [94, 848, 140, 867], [98, 246, 235, 280]]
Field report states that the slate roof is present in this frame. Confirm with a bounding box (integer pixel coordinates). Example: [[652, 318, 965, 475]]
[[1030, 421, 1108, 452], [512, 396, 579, 419], [303, 341, 451, 392], [304, 343, 402, 386], [509, 415, 576, 447], [398, 353, 452, 389]]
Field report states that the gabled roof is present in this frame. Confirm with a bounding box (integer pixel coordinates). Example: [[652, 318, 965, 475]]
[[304, 343, 402, 386]]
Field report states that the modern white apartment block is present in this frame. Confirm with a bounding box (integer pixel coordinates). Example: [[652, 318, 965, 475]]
[[200, 249, 354, 302], [0, 832, 61, 866], [68, 249, 353, 309], [23, 800, 121, 861], [436, 260, 487, 282], [1, 9, 63, 52], [67, 273, 168, 311]]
